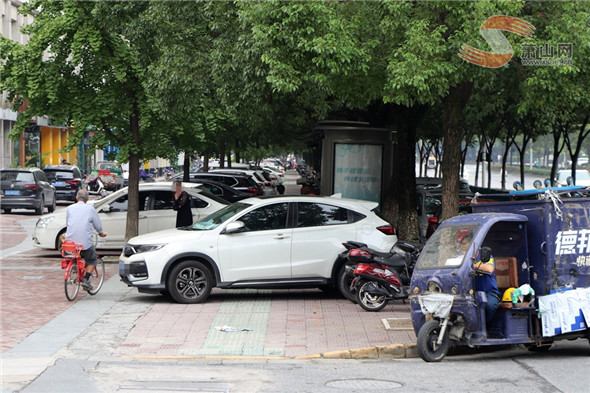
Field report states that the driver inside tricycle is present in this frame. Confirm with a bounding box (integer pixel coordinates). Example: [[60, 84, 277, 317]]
[[409, 215, 537, 362]]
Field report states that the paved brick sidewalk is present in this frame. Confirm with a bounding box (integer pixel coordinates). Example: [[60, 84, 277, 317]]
[[116, 288, 416, 359]]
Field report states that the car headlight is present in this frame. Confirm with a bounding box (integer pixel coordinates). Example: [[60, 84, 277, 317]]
[[123, 243, 166, 257], [37, 216, 55, 228]]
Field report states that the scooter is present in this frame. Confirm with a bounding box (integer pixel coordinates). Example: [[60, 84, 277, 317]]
[[87, 176, 108, 197], [350, 241, 421, 311]]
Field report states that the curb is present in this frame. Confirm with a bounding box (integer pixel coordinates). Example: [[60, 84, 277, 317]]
[[295, 343, 418, 360], [125, 344, 418, 361]]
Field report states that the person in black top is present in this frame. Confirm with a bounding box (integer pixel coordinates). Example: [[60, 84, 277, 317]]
[[173, 181, 193, 227]]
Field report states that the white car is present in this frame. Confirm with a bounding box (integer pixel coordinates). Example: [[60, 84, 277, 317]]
[[33, 182, 228, 250], [555, 169, 590, 187], [119, 195, 397, 303], [262, 165, 285, 184]]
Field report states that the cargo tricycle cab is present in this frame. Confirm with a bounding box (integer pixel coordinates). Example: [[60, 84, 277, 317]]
[[411, 195, 590, 362]]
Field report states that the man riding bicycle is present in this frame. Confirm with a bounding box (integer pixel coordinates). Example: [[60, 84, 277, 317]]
[[65, 189, 107, 290]]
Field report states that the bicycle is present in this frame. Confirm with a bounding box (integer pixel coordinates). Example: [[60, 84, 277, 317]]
[[61, 239, 105, 301]]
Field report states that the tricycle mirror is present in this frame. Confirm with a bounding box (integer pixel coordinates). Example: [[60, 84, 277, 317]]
[[480, 246, 491, 263], [224, 221, 245, 234]]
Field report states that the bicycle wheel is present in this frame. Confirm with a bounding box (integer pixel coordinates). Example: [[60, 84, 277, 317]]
[[87, 258, 105, 295], [64, 263, 80, 301]]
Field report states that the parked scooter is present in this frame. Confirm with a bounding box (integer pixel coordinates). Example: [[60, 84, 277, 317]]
[[87, 176, 108, 197], [350, 241, 421, 311]]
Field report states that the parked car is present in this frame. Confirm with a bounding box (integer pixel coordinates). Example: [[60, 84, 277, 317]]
[[43, 165, 85, 202], [0, 168, 56, 214], [33, 182, 228, 250], [186, 172, 264, 196], [170, 175, 253, 203], [555, 169, 590, 187], [119, 195, 398, 303]]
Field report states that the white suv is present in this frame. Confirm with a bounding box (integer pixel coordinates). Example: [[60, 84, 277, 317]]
[[119, 195, 397, 303]]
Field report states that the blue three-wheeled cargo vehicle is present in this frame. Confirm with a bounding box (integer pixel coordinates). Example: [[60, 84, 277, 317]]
[[410, 189, 590, 361]]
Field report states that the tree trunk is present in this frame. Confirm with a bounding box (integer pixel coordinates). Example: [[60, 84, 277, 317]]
[[219, 138, 226, 169], [203, 153, 210, 172], [393, 105, 424, 241], [441, 82, 472, 222], [124, 104, 141, 242], [227, 149, 232, 168], [183, 152, 190, 182]]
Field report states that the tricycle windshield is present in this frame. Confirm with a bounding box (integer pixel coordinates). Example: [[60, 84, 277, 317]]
[[416, 223, 481, 269]]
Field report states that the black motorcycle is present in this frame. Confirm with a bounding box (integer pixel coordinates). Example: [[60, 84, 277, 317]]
[[349, 241, 421, 311]]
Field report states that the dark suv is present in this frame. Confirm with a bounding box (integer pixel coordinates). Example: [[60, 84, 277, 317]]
[[1, 168, 56, 214], [43, 165, 85, 201]]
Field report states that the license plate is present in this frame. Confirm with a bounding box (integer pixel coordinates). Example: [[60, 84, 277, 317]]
[[54, 181, 64, 186], [5, 190, 19, 196], [119, 261, 125, 275]]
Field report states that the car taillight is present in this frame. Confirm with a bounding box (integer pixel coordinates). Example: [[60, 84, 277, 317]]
[[66, 179, 80, 186], [349, 249, 371, 258], [428, 217, 438, 224], [354, 263, 371, 274], [246, 188, 259, 195], [24, 184, 39, 190], [377, 225, 396, 235], [265, 182, 271, 187]]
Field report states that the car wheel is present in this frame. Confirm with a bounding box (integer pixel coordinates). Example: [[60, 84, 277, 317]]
[[167, 260, 213, 304], [3, 208, 11, 214], [35, 197, 44, 215], [56, 230, 66, 251], [48, 195, 56, 213], [337, 264, 357, 303]]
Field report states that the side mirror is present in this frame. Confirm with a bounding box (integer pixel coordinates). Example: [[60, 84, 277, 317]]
[[223, 221, 245, 234], [480, 246, 492, 263]]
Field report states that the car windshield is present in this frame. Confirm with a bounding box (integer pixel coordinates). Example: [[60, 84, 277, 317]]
[[1, 171, 34, 182], [415, 223, 481, 269], [576, 171, 590, 181], [189, 202, 251, 230]]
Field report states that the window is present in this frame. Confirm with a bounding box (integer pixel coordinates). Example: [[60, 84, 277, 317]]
[[36, 171, 49, 182], [109, 192, 149, 212], [239, 203, 288, 232], [1, 171, 34, 182], [297, 203, 349, 228], [191, 196, 209, 209], [45, 170, 74, 180], [152, 191, 175, 210], [202, 184, 223, 196]]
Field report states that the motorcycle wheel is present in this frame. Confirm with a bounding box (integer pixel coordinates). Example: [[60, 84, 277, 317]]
[[417, 320, 450, 362], [356, 280, 388, 312], [337, 264, 357, 303]]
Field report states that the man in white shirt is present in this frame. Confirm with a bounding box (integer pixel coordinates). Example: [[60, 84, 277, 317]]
[[65, 189, 107, 290]]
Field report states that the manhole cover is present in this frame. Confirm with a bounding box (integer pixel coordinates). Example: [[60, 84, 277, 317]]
[[326, 379, 402, 389], [382, 318, 413, 331]]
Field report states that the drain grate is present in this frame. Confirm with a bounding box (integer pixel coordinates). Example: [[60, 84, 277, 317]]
[[326, 379, 402, 389], [382, 318, 413, 331], [117, 381, 230, 393]]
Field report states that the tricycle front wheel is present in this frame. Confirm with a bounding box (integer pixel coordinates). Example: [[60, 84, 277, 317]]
[[417, 319, 450, 362]]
